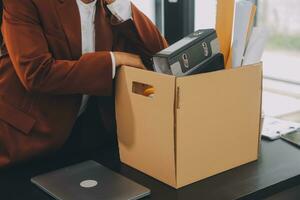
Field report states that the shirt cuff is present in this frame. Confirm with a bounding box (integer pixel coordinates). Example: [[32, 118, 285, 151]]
[[110, 52, 116, 79], [107, 0, 132, 22]]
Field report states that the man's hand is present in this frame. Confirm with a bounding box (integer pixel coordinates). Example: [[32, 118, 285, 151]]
[[113, 52, 146, 70]]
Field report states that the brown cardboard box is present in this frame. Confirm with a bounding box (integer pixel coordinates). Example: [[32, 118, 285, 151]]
[[115, 63, 262, 189]]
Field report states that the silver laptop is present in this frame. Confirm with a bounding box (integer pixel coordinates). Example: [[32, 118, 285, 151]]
[[31, 160, 150, 200]]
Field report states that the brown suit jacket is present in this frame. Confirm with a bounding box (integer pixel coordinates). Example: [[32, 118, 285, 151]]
[[0, 0, 168, 167]]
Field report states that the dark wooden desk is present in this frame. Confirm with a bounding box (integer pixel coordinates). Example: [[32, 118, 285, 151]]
[[1, 139, 300, 200], [264, 184, 300, 200]]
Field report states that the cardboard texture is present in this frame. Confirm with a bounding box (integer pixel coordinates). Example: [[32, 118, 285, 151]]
[[115, 63, 263, 188], [115, 68, 177, 186]]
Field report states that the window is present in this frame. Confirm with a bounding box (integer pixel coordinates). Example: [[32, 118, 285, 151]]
[[257, 0, 300, 85], [257, 0, 300, 121]]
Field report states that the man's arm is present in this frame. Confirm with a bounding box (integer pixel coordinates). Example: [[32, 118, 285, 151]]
[[2, 0, 115, 96], [2, 0, 145, 95]]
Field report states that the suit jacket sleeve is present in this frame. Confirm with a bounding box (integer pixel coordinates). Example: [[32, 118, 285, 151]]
[[2, 0, 113, 96]]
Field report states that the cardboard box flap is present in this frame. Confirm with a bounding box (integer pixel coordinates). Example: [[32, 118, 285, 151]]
[[115, 67, 177, 187], [174, 63, 262, 187], [216, 0, 235, 67]]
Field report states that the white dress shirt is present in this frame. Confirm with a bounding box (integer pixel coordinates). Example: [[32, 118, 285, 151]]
[[76, 0, 132, 116]]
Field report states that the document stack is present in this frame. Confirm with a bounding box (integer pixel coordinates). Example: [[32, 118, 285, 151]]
[[231, 0, 269, 68]]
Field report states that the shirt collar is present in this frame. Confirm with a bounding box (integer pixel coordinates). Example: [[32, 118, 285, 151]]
[[76, 0, 97, 9]]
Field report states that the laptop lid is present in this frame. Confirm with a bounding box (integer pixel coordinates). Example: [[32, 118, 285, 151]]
[[31, 160, 150, 200]]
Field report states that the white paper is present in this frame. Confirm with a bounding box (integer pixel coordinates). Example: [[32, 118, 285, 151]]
[[261, 116, 300, 140], [243, 27, 269, 66], [232, 0, 254, 68]]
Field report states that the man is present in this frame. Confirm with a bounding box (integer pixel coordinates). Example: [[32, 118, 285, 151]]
[[0, 0, 168, 167]]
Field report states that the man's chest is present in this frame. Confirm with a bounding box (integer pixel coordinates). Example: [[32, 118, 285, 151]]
[[32, 0, 113, 59]]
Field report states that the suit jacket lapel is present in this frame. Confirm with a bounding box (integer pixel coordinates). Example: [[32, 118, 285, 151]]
[[55, 0, 113, 59], [55, 0, 82, 59], [95, 0, 113, 51]]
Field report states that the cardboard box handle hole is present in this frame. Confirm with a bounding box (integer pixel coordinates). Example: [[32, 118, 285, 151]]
[[132, 81, 155, 98]]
